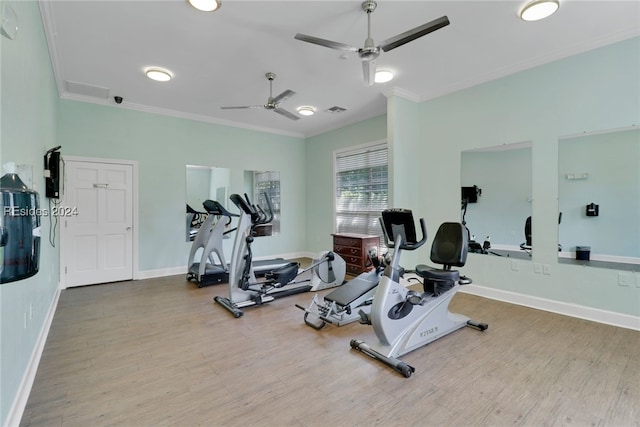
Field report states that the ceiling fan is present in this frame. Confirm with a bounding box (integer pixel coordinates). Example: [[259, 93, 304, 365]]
[[295, 0, 449, 86], [221, 72, 299, 120]]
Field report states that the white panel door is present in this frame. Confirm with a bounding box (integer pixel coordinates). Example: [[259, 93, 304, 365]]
[[63, 160, 133, 286]]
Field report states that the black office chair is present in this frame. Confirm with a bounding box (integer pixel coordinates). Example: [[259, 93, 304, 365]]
[[415, 222, 469, 296]]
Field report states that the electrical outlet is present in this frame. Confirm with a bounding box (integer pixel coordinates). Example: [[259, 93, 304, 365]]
[[534, 263, 542, 274], [511, 260, 519, 271], [618, 272, 631, 287], [543, 264, 551, 275]]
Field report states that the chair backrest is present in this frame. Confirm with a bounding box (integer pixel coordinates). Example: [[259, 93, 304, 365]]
[[430, 222, 468, 267], [524, 216, 532, 246]]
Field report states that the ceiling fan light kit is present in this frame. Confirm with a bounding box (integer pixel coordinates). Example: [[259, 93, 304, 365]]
[[520, 0, 559, 21], [374, 70, 394, 83], [297, 106, 316, 116], [145, 68, 173, 82], [295, 0, 449, 86], [187, 0, 221, 12]]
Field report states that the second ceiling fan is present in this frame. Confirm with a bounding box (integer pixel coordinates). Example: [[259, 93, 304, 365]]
[[295, 0, 449, 86]]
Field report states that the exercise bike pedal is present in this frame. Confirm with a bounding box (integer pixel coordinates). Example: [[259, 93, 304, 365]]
[[466, 320, 488, 331]]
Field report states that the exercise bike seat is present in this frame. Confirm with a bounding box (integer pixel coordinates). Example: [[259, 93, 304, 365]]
[[415, 265, 460, 282], [415, 222, 468, 294]]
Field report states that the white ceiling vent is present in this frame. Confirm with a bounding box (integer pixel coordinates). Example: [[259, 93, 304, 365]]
[[326, 106, 347, 114], [64, 80, 109, 99]]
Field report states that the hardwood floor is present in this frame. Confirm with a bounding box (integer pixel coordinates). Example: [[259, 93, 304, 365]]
[[20, 271, 639, 426]]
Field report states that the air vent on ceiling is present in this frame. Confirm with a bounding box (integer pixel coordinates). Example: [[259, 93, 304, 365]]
[[326, 106, 347, 114], [64, 80, 109, 99]]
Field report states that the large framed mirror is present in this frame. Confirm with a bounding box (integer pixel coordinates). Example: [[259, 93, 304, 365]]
[[461, 142, 532, 258], [185, 166, 281, 241], [558, 127, 639, 270], [185, 165, 231, 241], [243, 170, 281, 237]]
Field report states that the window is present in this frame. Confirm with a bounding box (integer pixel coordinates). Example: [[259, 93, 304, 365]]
[[335, 141, 388, 244]]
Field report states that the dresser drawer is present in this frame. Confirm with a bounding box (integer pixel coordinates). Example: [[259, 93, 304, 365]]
[[333, 245, 364, 257], [345, 263, 363, 276], [332, 233, 379, 276], [333, 236, 362, 248]]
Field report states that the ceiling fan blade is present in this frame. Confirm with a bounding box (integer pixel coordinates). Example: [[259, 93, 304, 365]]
[[295, 33, 359, 53], [362, 60, 375, 86], [220, 105, 263, 110], [272, 89, 296, 105], [273, 108, 300, 121], [380, 16, 450, 52]]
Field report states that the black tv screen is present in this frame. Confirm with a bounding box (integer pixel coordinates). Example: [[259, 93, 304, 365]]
[[461, 186, 479, 203]]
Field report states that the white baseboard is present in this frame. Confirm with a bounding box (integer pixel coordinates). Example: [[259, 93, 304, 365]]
[[460, 284, 640, 331], [4, 283, 62, 427], [137, 252, 314, 281], [137, 266, 187, 280]]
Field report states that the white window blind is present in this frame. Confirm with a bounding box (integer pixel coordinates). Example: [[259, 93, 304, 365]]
[[335, 142, 388, 244]]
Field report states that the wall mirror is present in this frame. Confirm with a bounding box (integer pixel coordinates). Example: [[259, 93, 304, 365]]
[[461, 142, 532, 258], [558, 127, 639, 269], [185, 165, 231, 241], [243, 170, 281, 237]]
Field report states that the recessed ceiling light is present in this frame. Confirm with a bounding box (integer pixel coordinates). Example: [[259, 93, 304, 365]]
[[297, 106, 315, 116], [187, 0, 221, 12], [520, 0, 559, 21], [145, 68, 172, 82], [375, 70, 394, 84]]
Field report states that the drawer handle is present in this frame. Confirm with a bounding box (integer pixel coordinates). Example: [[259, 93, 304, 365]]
[[350, 248, 358, 254]]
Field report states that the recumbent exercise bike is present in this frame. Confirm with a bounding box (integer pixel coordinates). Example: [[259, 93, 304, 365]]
[[351, 208, 488, 378]]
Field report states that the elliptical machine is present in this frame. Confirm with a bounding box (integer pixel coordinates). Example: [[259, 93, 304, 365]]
[[214, 193, 346, 318], [187, 200, 238, 287], [351, 209, 487, 378]]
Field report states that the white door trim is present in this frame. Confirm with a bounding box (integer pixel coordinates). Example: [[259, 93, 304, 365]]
[[60, 156, 139, 288]]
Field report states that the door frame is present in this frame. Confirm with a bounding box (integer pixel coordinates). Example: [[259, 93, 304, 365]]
[[60, 156, 139, 289]]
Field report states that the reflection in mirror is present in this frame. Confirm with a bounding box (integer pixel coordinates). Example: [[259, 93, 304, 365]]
[[461, 142, 532, 257], [185, 165, 231, 241], [558, 127, 639, 269], [243, 170, 281, 237]]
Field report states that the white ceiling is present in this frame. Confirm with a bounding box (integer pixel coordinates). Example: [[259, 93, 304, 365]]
[[39, 0, 640, 138]]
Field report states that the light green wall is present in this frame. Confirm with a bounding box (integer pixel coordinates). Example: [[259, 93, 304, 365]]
[[412, 37, 639, 316], [462, 147, 532, 247], [304, 115, 386, 252], [0, 1, 59, 424], [559, 128, 640, 258], [57, 100, 306, 271], [306, 37, 639, 317]]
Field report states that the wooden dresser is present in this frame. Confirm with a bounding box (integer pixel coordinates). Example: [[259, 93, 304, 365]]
[[332, 233, 380, 276]]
